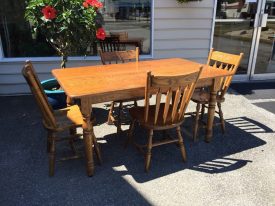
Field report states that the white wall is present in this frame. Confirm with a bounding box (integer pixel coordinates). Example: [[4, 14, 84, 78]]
[[154, 0, 214, 62], [0, 0, 215, 95], [0, 60, 101, 95]]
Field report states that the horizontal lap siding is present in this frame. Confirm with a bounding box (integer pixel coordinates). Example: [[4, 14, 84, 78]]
[[0, 60, 100, 95], [154, 0, 214, 61]]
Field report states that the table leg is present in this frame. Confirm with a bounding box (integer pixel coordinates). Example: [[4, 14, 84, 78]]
[[81, 98, 94, 176], [205, 78, 221, 143]]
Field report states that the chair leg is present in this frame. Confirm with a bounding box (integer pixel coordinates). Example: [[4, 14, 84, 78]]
[[193, 103, 201, 141], [134, 100, 138, 107], [117, 102, 123, 134], [66, 96, 74, 106], [217, 102, 225, 134], [47, 131, 51, 153], [125, 119, 136, 148], [69, 128, 77, 154], [200, 104, 205, 121], [107, 102, 115, 125], [145, 129, 153, 172], [48, 132, 56, 177], [176, 126, 187, 162], [92, 132, 102, 165]]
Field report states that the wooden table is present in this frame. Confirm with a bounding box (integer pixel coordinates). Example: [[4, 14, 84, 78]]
[[52, 58, 234, 176]]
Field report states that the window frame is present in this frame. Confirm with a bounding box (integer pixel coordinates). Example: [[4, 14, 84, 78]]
[[0, 0, 154, 62]]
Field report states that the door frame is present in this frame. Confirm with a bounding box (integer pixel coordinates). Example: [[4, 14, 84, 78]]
[[249, 0, 275, 80]]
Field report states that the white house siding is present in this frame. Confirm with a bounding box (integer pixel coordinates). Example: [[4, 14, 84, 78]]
[[0, 0, 215, 95], [0, 60, 100, 95], [154, 0, 214, 62]]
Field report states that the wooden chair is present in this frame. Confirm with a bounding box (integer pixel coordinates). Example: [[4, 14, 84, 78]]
[[99, 48, 139, 133], [99, 36, 121, 52], [191, 49, 244, 141], [126, 67, 203, 172], [22, 61, 102, 176], [110, 32, 128, 50]]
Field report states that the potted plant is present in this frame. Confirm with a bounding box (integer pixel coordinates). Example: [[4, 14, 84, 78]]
[[25, 0, 106, 109]]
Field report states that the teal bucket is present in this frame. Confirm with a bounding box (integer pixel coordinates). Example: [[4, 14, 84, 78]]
[[41, 78, 66, 109]]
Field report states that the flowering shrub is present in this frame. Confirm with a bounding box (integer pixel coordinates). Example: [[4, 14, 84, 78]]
[[25, 0, 105, 66]]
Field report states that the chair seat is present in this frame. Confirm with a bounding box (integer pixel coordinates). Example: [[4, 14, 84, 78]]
[[191, 91, 225, 104], [54, 105, 84, 130], [129, 104, 182, 129]]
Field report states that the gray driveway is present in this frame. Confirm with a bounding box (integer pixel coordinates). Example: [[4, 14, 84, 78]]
[[0, 90, 274, 205]]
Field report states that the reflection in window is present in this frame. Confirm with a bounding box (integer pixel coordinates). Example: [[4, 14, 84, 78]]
[[0, 0, 151, 58], [102, 0, 151, 54], [216, 0, 257, 19], [213, 0, 258, 74], [265, 0, 275, 19], [0, 0, 57, 57]]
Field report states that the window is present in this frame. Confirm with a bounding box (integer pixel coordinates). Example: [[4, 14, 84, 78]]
[[212, 0, 257, 74], [0, 0, 152, 58]]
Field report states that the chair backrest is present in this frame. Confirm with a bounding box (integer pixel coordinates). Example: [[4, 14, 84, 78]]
[[22, 61, 57, 129], [99, 36, 121, 52], [144, 67, 203, 125], [207, 48, 244, 98], [99, 47, 139, 65]]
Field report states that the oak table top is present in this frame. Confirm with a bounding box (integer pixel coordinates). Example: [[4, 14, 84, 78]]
[[52, 58, 232, 101]]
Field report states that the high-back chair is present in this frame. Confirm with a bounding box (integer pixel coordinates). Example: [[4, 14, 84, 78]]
[[110, 32, 128, 50], [126, 67, 203, 172], [99, 47, 139, 65], [191, 48, 244, 141], [22, 61, 101, 176], [99, 36, 121, 52], [99, 48, 139, 133]]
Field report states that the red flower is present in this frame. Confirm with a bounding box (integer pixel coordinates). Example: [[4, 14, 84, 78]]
[[96, 28, 106, 40], [42, 6, 57, 20], [93, 1, 103, 8], [86, 0, 103, 9], [83, 1, 89, 8]]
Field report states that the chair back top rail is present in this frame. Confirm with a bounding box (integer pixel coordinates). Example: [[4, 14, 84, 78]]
[[144, 67, 203, 125], [99, 47, 139, 65], [22, 61, 57, 129]]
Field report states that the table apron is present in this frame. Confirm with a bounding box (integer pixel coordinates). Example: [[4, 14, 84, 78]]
[[78, 88, 144, 104], [77, 77, 218, 105]]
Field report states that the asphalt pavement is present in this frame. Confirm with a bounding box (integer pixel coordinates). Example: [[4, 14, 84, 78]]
[[0, 88, 274, 205], [230, 81, 275, 115]]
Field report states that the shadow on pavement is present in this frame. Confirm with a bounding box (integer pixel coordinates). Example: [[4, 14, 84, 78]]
[[0, 95, 270, 204], [230, 82, 275, 99], [0, 96, 151, 205], [101, 115, 267, 183], [230, 82, 275, 115]]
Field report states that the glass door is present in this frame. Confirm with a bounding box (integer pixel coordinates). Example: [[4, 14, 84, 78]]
[[250, 0, 275, 79], [213, 0, 260, 79], [213, 0, 275, 81]]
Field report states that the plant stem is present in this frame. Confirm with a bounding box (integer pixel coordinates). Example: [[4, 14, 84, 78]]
[[61, 55, 67, 68]]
